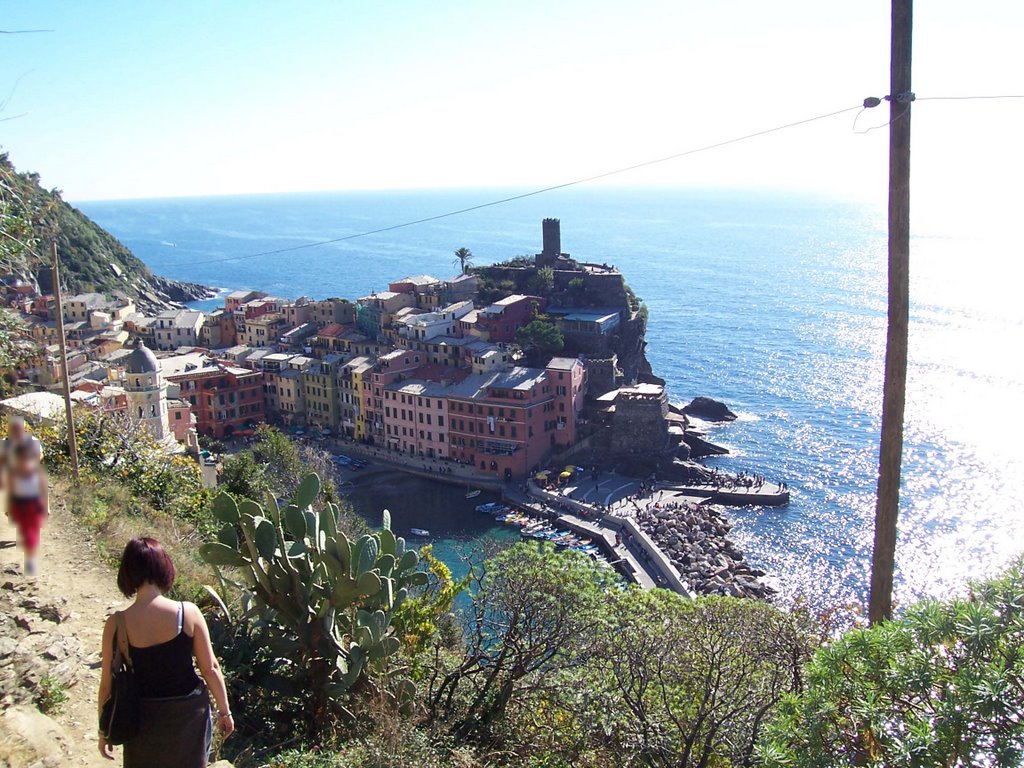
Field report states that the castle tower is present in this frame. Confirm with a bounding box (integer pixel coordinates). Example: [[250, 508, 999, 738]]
[[542, 218, 561, 257], [124, 339, 170, 442]]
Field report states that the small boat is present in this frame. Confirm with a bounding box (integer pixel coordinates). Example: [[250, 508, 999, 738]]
[[465, 489, 481, 499], [409, 528, 431, 537]]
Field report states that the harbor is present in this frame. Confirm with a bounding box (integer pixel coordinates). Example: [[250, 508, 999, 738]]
[[322, 436, 780, 599]]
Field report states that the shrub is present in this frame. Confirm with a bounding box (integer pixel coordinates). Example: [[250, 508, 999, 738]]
[[761, 558, 1024, 768], [202, 474, 428, 741], [35, 674, 69, 714]]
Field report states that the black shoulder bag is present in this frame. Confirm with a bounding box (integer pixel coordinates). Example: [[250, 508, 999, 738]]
[[99, 611, 141, 744]]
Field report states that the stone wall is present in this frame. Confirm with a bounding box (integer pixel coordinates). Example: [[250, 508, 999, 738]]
[[582, 355, 620, 396], [609, 389, 672, 465]]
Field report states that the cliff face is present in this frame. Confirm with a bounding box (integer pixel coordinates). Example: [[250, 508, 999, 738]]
[[1, 154, 213, 313]]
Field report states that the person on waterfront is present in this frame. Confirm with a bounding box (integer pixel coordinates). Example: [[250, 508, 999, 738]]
[[5, 442, 48, 576], [98, 537, 234, 766]]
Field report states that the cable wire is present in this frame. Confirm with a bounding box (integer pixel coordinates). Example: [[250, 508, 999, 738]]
[[168, 103, 863, 267], [917, 94, 1024, 101]]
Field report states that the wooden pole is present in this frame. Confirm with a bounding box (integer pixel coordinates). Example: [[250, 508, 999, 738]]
[[869, 0, 913, 625], [50, 242, 79, 479]]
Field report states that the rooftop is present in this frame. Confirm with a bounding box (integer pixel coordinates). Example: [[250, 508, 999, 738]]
[[546, 356, 581, 371], [0, 391, 66, 421], [394, 275, 439, 287], [547, 307, 623, 322], [358, 291, 402, 302], [155, 351, 215, 377], [447, 366, 548, 399], [317, 323, 347, 338], [384, 378, 450, 398]]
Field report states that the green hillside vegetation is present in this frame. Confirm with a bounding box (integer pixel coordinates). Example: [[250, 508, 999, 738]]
[[24, 410, 1024, 767], [0, 153, 206, 301]]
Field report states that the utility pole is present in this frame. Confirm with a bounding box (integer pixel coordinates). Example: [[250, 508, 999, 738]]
[[869, 0, 913, 625], [50, 242, 79, 479]]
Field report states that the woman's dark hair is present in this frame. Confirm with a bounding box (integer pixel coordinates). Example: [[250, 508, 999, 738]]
[[117, 537, 176, 597]]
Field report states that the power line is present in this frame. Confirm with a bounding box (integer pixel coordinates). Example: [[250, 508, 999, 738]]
[[163, 93, 1024, 268], [917, 94, 1024, 101], [168, 103, 863, 267]]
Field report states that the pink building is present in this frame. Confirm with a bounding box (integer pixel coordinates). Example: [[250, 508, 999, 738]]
[[445, 362, 582, 480], [224, 290, 266, 313], [474, 294, 546, 343], [363, 349, 422, 444], [382, 380, 449, 459], [167, 398, 195, 442], [545, 357, 586, 447]]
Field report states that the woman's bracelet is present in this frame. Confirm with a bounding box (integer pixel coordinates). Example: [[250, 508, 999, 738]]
[[217, 711, 233, 719]]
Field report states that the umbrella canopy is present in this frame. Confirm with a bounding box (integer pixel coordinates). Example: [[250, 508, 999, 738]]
[[564, 465, 575, 472], [559, 471, 573, 479], [535, 471, 550, 479]]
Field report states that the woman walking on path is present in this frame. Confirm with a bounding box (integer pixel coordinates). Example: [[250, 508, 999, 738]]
[[98, 537, 234, 766], [5, 442, 48, 576]]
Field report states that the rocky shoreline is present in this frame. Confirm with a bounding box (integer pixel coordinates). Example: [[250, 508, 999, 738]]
[[634, 502, 775, 600], [132, 273, 217, 314]]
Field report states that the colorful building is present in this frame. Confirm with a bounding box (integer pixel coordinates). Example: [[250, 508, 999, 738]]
[[167, 362, 265, 438], [445, 360, 584, 479], [473, 294, 546, 343], [382, 380, 449, 458], [301, 354, 343, 433]]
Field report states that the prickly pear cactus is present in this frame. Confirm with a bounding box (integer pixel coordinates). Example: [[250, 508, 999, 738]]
[[200, 473, 426, 715]]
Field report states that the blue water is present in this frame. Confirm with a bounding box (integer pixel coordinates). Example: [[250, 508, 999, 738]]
[[79, 188, 1024, 610]]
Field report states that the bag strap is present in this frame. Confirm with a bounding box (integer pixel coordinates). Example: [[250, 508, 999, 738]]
[[114, 611, 133, 671]]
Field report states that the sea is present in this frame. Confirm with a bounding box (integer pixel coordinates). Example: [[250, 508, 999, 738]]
[[79, 187, 1024, 612]]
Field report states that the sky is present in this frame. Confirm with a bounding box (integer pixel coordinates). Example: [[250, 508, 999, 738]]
[[1, 0, 1022, 216]]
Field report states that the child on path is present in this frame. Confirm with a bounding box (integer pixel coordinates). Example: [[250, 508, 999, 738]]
[[6, 442, 49, 576]]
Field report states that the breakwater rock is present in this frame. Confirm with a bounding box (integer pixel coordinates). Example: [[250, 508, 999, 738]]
[[633, 505, 774, 599], [683, 431, 730, 458], [683, 396, 738, 422]]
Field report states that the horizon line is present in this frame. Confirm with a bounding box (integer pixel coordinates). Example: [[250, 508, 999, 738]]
[[70, 181, 874, 207]]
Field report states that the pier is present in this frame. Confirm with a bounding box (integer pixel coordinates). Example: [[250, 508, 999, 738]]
[[503, 482, 696, 597]]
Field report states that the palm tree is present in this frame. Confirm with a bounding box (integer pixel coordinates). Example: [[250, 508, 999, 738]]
[[453, 247, 474, 275]]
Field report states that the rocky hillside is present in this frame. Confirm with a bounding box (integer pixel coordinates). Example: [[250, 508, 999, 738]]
[[1, 153, 212, 314]]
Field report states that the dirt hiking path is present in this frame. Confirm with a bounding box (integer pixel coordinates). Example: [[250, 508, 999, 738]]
[[1, 496, 129, 767]]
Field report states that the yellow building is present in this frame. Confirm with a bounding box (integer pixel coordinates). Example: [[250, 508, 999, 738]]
[[351, 360, 375, 441], [301, 355, 343, 433]]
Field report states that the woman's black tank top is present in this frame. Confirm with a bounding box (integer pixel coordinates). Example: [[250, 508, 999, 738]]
[[129, 602, 202, 698]]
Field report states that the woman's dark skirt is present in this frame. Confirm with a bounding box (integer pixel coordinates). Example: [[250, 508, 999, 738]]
[[123, 683, 211, 768]]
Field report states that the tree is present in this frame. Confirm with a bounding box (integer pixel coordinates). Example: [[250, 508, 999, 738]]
[[761, 558, 1024, 768], [515, 318, 564, 364], [221, 425, 339, 503], [453, 247, 474, 275], [32, 407, 207, 519], [426, 543, 613, 740], [589, 589, 813, 768], [526, 265, 554, 296]]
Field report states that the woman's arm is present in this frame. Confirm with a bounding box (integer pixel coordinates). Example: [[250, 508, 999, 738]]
[[188, 603, 234, 737], [97, 614, 116, 760]]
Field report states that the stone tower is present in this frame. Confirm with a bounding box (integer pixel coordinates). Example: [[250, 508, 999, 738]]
[[542, 218, 561, 258], [124, 339, 170, 442]]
